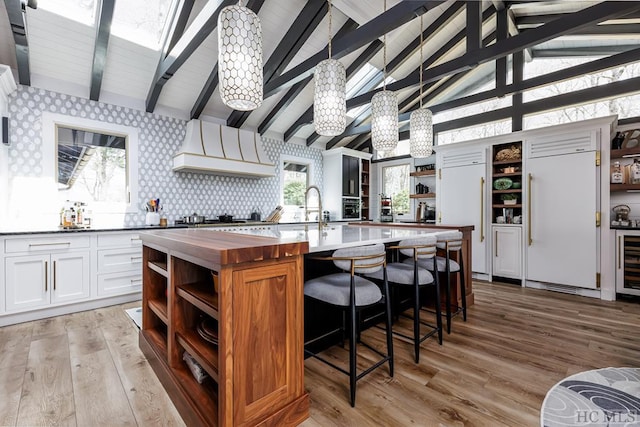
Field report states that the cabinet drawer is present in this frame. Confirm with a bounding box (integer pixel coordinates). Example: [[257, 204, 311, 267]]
[[97, 248, 143, 273], [97, 232, 142, 248], [5, 235, 91, 253], [97, 271, 142, 297]]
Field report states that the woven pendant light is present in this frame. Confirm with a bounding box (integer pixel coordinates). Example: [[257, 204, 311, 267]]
[[314, 0, 346, 136], [218, 0, 263, 111], [371, 0, 398, 152], [410, 14, 433, 158]]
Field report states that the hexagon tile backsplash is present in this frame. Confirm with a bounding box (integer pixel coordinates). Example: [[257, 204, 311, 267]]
[[6, 85, 323, 226]]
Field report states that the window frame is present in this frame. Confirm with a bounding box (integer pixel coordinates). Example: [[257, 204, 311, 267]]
[[279, 154, 315, 222], [42, 112, 139, 214]]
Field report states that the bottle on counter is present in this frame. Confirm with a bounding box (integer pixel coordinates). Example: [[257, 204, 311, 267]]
[[611, 161, 623, 184], [632, 159, 640, 184]]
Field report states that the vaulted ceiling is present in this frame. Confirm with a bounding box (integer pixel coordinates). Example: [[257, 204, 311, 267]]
[[1, 0, 640, 152]]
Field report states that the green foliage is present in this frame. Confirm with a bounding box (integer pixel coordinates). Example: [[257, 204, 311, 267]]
[[284, 181, 306, 206], [393, 189, 410, 214], [501, 193, 518, 201]]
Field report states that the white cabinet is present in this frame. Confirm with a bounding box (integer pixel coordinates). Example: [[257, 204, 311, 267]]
[[492, 226, 522, 279], [525, 137, 598, 289], [5, 251, 90, 311], [5, 254, 49, 311], [96, 232, 142, 297], [437, 147, 488, 275]]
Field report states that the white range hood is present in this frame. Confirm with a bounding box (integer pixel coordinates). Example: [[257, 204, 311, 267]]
[[173, 119, 275, 177]]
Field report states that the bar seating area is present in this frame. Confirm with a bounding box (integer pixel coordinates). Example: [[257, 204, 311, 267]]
[[303, 231, 468, 406], [303, 243, 394, 407]]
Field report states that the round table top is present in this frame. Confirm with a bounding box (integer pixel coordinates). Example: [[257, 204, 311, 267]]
[[540, 367, 640, 427]]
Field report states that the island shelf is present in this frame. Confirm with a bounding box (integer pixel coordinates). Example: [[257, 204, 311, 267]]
[[140, 230, 309, 427]]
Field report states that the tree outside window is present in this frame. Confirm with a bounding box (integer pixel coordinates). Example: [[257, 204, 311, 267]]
[[282, 162, 310, 222], [382, 164, 410, 215]]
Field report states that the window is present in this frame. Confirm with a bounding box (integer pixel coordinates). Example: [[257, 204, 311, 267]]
[[42, 112, 139, 214], [56, 126, 127, 203], [382, 164, 410, 215], [281, 160, 311, 222]]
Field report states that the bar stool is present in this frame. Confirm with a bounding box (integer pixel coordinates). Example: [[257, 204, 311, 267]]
[[367, 236, 442, 363], [303, 243, 393, 407], [410, 231, 466, 334]]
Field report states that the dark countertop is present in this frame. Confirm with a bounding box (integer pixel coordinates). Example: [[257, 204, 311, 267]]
[[0, 219, 372, 236], [0, 224, 188, 236]]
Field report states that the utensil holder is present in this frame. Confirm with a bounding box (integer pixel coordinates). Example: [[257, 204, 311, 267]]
[[146, 212, 160, 226]]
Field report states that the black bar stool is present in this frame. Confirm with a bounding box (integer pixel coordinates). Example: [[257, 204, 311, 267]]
[[303, 243, 393, 407], [421, 231, 466, 334], [369, 236, 442, 363]]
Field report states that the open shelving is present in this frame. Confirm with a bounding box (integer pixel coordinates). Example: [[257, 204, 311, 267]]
[[491, 142, 523, 224], [139, 231, 309, 427], [361, 158, 370, 220]]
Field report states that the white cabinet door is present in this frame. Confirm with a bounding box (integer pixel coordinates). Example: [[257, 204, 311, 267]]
[[5, 254, 50, 311], [493, 226, 522, 279], [439, 163, 487, 274], [50, 252, 90, 304], [526, 151, 597, 288]]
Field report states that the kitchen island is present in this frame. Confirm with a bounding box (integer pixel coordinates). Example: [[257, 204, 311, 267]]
[[138, 224, 469, 426]]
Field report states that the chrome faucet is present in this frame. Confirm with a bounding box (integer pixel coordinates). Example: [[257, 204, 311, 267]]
[[304, 185, 325, 231]]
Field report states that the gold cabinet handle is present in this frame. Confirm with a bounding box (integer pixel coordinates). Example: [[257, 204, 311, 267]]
[[53, 260, 57, 291], [528, 173, 533, 246], [44, 260, 48, 292], [618, 235, 622, 269], [495, 230, 498, 257], [480, 177, 485, 242]]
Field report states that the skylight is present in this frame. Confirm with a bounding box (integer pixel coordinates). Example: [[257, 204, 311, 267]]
[[40, 0, 177, 49], [345, 63, 396, 119], [39, 0, 97, 25], [111, 0, 177, 49]]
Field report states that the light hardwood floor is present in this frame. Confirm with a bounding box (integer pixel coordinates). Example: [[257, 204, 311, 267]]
[[1, 282, 639, 426]]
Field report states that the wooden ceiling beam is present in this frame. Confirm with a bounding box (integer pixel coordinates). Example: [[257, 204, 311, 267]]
[[226, 0, 327, 128], [263, 0, 445, 99], [326, 6, 495, 150], [145, 0, 236, 113], [342, 1, 640, 113], [348, 45, 640, 149], [4, 0, 33, 85], [304, 2, 468, 148], [165, 0, 195, 55], [89, 0, 116, 101], [258, 19, 359, 136]]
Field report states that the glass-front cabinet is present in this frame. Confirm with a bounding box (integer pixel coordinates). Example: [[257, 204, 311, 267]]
[[615, 230, 640, 296]]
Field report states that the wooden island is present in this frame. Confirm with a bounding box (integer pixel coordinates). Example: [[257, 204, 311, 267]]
[[139, 229, 310, 427], [139, 223, 473, 426]]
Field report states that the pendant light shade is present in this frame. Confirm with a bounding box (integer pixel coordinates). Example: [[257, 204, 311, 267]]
[[371, 0, 397, 152], [218, 3, 263, 111], [410, 108, 433, 158], [371, 90, 398, 152], [314, 58, 346, 136], [410, 13, 433, 158]]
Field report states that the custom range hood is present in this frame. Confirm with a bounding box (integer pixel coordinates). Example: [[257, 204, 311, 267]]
[[173, 119, 275, 177]]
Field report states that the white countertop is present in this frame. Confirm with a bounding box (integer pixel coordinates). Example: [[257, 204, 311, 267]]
[[201, 223, 449, 253]]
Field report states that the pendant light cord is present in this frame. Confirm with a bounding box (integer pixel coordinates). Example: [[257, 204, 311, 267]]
[[328, 0, 332, 59], [383, 0, 387, 91], [419, 13, 423, 108]]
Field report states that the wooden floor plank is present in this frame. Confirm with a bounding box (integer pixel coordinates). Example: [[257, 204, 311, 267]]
[[16, 334, 76, 427], [1, 282, 640, 427], [70, 349, 137, 426]]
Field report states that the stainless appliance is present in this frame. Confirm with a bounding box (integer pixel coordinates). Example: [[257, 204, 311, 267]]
[[342, 198, 360, 219]]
